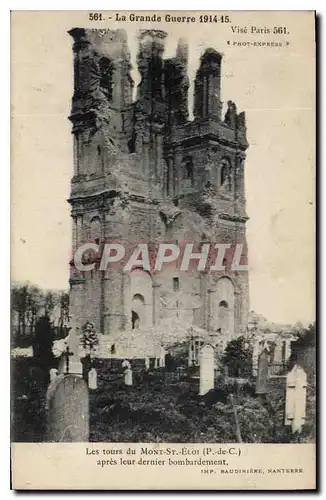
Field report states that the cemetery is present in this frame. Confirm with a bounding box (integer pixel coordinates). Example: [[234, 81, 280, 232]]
[[11, 317, 316, 444]]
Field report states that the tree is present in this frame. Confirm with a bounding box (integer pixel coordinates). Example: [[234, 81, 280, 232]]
[[11, 282, 43, 344], [80, 321, 99, 354], [32, 314, 55, 374], [25, 285, 43, 336], [11, 283, 29, 339], [288, 322, 316, 382], [44, 290, 60, 317], [222, 336, 253, 378], [292, 322, 316, 347], [11, 282, 69, 347]]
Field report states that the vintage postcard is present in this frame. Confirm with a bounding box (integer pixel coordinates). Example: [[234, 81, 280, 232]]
[[11, 10, 316, 490]]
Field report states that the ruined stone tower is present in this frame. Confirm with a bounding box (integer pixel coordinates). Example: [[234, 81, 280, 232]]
[[68, 28, 249, 357]]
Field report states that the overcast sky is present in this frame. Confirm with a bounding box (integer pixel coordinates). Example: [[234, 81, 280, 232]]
[[11, 11, 315, 325]]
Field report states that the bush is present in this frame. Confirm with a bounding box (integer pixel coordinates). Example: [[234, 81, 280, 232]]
[[222, 336, 253, 378]]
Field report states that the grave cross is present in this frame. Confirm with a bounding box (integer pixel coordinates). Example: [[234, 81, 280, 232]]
[[63, 346, 74, 375]]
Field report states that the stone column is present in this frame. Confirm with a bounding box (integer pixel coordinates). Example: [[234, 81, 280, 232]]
[[67, 321, 83, 377], [156, 133, 163, 182], [71, 216, 78, 262], [235, 153, 246, 208], [166, 156, 172, 197], [207, 288, 215, 333], [199, 272, 208, 330], [73, 135, 79, 176], [76, 215, 84, 246], [111, 60, 122, 109], [174, 149, 182, 197], [152, 282, 161, 326], [103, 269, 124, 335], [202, 76, 208, 117], [234, 287, 241, 338], [123, 273, 131, 330]]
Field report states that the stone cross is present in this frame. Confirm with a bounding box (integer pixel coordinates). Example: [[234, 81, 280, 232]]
[[285, 364, 307, 433], [49, 368, 58, 382], [63, 346, 74, 375], [199, 344, 215, 396], [122, 359, 131, 370], [255, 348, 270, 395]]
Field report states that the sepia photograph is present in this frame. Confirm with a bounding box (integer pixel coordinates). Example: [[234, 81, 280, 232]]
[[10, 10, 316, 489]]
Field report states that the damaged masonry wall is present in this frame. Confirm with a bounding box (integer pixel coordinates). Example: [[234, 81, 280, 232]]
[[68, 28, 250, 355]]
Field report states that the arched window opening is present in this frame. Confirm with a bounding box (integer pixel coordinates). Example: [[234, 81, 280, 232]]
[[130, 270, 153, 328], [220, 165, 227, 186], [211, 277, 235, 339], [219, 158, 232, 192], [133, 293, 145, 303], [218, 300, 229, 335], [90, 217, 102, 244], [131, 310, 140, 330], [131, 293, 145, 330], [183, 157, 194, 188], [128, 131, 136, 154], [97, 144, 105, 173], [99, 57, 114, 102], [173, 277, 180, 292]]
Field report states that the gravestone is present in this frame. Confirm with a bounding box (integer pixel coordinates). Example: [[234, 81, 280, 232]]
[[199, 344, 215, 396], [252, 340, 262, 376], [159, 347, 166, 368], [88, 368, 97, 390], [124, 368, 133, 386], [46, 374, 89, 442], [255, 348, 270, 395], [285, 364, 307, 433], [82, 354, 92, 382]]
